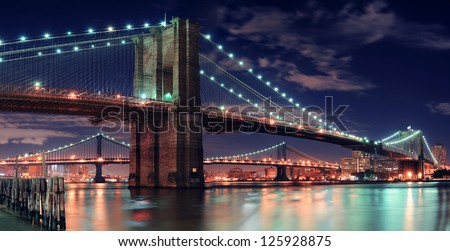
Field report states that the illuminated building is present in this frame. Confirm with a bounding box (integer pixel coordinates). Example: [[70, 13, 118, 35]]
[[432, 144, 447, 169], [227, 167, 259, 180], [264, 167, 276, 179], [340, 150, 374, 175]]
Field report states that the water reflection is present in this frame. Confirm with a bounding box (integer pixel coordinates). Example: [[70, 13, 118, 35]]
[[63, 182, 450, 231]]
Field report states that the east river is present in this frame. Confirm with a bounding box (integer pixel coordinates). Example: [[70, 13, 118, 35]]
[[62, 182, 450, 230]]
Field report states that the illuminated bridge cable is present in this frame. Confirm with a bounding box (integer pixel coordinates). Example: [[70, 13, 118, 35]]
[[380, 131, 401, 143], [200, 33, 302, 109], [422, 135, 438, 164], [285, 145, 323, 163], [0, 34, 142, 58], [200, 54, 302, 123], [13, 133, 130, 159], [206, 142, 286, 160], [0, 33, 136, 96], [0, 40, 134, 63], [384, 130, 421, 146], [201, 71, 255, 107], [0, 23, 159, 47]]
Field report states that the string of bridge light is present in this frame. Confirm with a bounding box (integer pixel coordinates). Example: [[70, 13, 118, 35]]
[[206, 142, 286, 160], [201, 33, 344, 132], [200, 70, 257, 110], [0, 20, 170, 62], [384, 130, 421, 146], [0, 21, 169, 47], [15, 133, 130, 159], [0, 38, 134, 63], [201, 66, 298, 122], [378, 131, 401, 144], [201, 68, 367, 143], [201, 34, 301, 107], [422, 135, 438, 164], [200, 53, 305, 124]]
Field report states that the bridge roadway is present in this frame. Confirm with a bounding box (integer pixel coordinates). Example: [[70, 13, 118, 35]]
[[0, 85, 423, 162], [0, 157, 338, 170]]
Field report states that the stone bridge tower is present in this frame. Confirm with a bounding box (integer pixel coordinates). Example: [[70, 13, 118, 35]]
[[129, 18, 204, 188]]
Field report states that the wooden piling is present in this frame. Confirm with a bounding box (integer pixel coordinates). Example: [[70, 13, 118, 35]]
[[0, 177, 65, 230], [58, 177, 66, 230]]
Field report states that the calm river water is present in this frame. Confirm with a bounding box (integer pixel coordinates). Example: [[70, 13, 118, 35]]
[[59, 182, 450, 231]]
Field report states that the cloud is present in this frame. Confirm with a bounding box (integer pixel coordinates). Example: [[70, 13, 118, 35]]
[[285, 71, 375, 92], [0, 129, 75, 145], [335, 1, 450, 50], [217, 4, 374, 92], [216, 0, 450, 92], [0, 113, 90, 145], [335, 1, 396, 44], [428, 102, 450, 116]]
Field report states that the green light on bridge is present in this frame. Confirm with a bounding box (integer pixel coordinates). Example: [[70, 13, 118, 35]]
[[164, 92, 172, 101]]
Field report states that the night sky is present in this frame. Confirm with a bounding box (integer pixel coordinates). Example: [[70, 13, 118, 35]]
[[0, 0, 449, 175]]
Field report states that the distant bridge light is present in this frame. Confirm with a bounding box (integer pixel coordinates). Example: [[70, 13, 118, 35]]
[[34, 82, 41, 87], [248, 68, 253, 73], [144, 23, 150, 28], [121, 40, 126, 44], [67, 31, 72, 36], [229, 53, 234, 58], [205, 34, 211, 40], [257, 75, 262, 79], [44, 33, 50, 39], [282, 93, 286, 97], [20, 36, 26, 41], [38, 52, 42, 56], [0, 40, 3, 45], [274, 87, 279, 92], [56, 49, 61, 53], [160, 21, 167, 27], [218, 45, 223, 50], [73, 46, 79, 51], [239, 61, 244, 66], [141, 93, 146, 99], [0, 58, 2, 62], [91, 45, 95, 48], [88, 28, 94, 33], [107, 26, 114, 32], [126, 24, 132, 29], [107, 42, 111, 46]]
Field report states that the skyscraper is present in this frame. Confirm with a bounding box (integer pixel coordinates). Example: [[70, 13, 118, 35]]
[[340, 150, 374, 175], [432, 144, 447, 169]]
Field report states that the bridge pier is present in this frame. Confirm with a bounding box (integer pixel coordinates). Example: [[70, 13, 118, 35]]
[[399, 160, 423, 180], [93, 164, 105, 183], [129, 18, 204, 188], [274, 166, 290, 181]]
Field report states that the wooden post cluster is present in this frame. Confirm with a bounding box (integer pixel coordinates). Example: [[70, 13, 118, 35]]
[[0, 177, 65, 230]]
